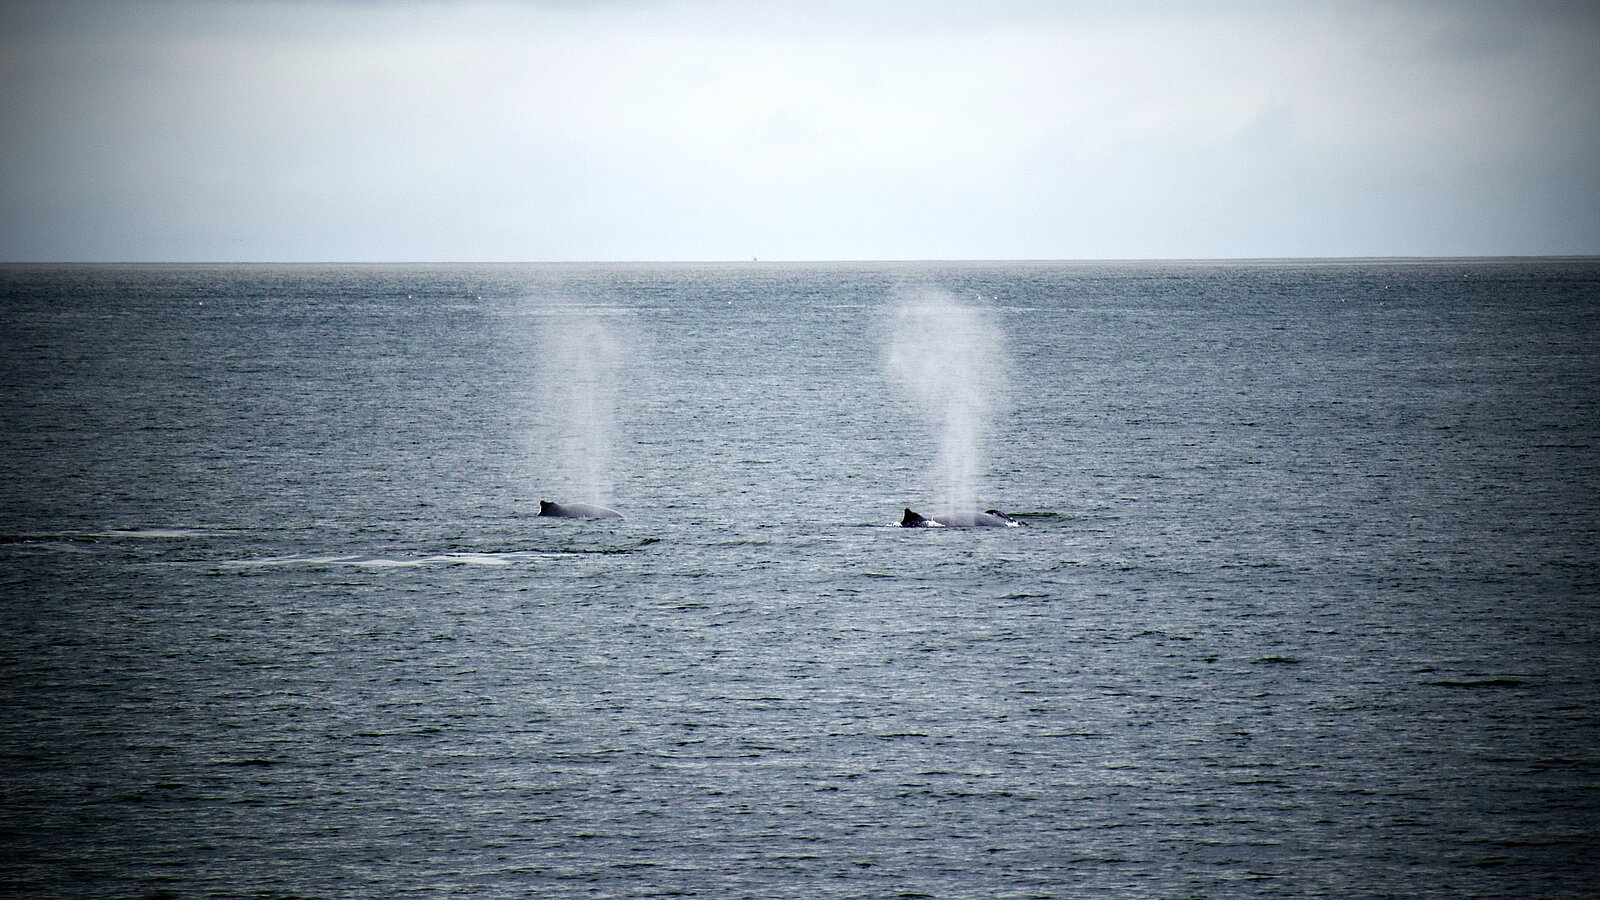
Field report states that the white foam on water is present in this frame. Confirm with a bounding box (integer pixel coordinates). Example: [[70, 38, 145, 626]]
[[421, 552, 521, 567], [221, 554, 370, 568], [220, 551, 548, 570]]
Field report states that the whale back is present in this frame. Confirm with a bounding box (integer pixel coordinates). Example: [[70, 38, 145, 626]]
[[982, 509, 1020, 526], [902, 507, 1020, 527], [538, 500, 623, 519]]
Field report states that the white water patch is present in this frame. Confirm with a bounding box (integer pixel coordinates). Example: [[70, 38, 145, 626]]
[[221, 551, 551, 570]]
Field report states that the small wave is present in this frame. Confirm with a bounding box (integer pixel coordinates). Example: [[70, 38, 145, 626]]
[[1426, 677, 1528, 688], [3, 527, 224, 543], [3, 528, 226, 553], [515, 305, 637, 318], [0, 534, 98, 553], [0, 533, 84, 544], [220, 542, 654, 570], [221, 551, 543, 569], [93, 527, 224, 539]]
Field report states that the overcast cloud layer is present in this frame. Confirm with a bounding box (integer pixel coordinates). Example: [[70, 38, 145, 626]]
[[1, 0, 1596, 261]]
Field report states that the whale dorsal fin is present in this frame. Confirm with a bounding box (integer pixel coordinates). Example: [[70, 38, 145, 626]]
[[538, 500, 555, 515], [901, 508, 928, 527]]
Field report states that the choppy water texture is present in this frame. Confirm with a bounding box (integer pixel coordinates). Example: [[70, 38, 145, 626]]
[[2, 260, 1598, 897]]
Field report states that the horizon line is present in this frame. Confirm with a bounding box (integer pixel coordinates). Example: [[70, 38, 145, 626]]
[[3, 254, 1598, 266]]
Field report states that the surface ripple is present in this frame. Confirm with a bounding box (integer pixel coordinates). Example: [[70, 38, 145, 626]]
[[1, 260, 1597, 896]]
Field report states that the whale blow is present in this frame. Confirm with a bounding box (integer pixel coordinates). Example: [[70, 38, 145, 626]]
[[900, 508, 1020, 528], [886, 288, 1006, 520], [538, 500, 623, 519]]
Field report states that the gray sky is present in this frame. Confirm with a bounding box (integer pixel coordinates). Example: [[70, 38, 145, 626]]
[[2, 0, 1597, 261]]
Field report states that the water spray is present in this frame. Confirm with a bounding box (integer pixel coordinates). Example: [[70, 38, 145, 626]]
[[885, 287, 1006, 521], [536, 310, 624, 508]]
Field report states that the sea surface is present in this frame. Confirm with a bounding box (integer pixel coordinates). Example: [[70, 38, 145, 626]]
[[2, 260, 1597, 897]]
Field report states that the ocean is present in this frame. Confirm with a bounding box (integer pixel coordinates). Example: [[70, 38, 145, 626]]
[[2, 259, 1597, 896]]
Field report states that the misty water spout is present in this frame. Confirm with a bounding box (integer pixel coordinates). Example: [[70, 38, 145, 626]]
[[536, 310, 624, 506], [885, 288, 1006, 517]]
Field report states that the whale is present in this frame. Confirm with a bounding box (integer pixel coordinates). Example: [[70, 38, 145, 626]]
[[900, 508, 1020, 528], [538, 500, 623, 519]]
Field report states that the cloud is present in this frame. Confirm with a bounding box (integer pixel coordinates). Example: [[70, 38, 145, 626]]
[[1, 0, 1596, 260]]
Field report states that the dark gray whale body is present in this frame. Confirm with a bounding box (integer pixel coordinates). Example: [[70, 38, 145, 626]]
[[538, 500, 623, 519], [900, 508, 1020, 528]]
